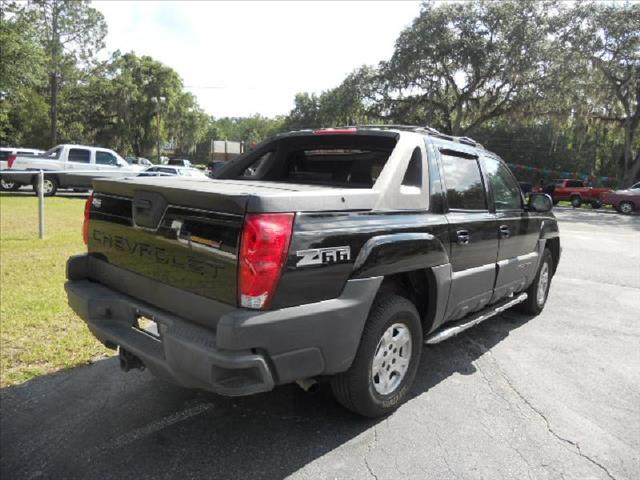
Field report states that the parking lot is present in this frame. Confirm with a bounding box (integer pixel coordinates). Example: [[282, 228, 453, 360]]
[[1, 207, 638, 480]]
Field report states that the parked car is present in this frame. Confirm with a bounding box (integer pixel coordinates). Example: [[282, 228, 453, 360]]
[[66, 125, 560, 417], [601, 182, 640, 214], [549, 179, 610, 208], [138, 165, 208, 178], [0, 147, 45, 190], [125, 156, 153, 167], [167, 158, 192, 167], [0, 144, 144, 196]]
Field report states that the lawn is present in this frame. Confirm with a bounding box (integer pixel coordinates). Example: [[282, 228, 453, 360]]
[[0, 193, 110, 387]]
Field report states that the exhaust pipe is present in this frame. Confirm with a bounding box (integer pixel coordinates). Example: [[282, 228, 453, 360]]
[[119, 348, 145, 372], [296, 378, 318, 393]]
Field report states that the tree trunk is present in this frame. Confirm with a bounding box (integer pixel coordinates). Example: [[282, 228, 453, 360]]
[[621, 121, 639, 187], [49, 72, 58, 146]]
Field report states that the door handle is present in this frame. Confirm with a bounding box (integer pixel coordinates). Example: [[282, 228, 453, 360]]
[[456, 229, 470, 245], [499, 225, 510, 238]]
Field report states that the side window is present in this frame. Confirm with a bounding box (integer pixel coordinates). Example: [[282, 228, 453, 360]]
[[68, 148, 91, 163], [441, 153, 487, 210], [567, 180, 583, 188], [96, 151, 117, 165], [401, 147, 422, 187], [483, 157, 522, 210]]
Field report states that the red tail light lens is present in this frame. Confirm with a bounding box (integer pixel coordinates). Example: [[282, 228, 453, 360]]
[[313, 128, 357, 135], [7, 154, 16, 168], [83, 193, 94, 245], [239, 213, 294, 309]]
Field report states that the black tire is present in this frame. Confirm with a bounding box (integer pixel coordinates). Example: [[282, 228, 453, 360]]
[[590, 200, 602, 209], [0, 179, 21, 191], [552, 200, 559, 206], [515, 249, 553, 315], [331, 293, 422, 418], [570, 196, 582, 208], [32, 176, 58, 197], [619, 201, 635, 215]]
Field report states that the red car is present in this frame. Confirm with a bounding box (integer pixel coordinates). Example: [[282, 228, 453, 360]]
[[601, 182, 640, 214], [549, 179, 611, 208]]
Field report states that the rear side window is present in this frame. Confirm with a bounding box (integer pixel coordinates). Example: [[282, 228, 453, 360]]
[[441, 153, 487, 210], [68, 148, 91, 163], [401, 147, 422, 187], [566, 180, 584, 188]]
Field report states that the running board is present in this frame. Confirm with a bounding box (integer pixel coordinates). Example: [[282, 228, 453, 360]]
[[424, 293, 528, 345]]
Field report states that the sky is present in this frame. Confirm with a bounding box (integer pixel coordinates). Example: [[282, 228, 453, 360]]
[[93, 1, 423, 118]]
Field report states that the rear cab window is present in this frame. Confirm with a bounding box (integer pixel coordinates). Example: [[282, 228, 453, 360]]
[[220, 133, 398, 189]]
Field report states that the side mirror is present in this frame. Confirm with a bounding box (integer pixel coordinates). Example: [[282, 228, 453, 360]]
[[527, 193, 553, 212]]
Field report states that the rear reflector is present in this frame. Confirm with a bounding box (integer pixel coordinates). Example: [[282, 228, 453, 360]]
[[238, 213, 294, 309], [7, 154, 16, 168], [82, 193, 94, 245], [313, 128, 357, 135]]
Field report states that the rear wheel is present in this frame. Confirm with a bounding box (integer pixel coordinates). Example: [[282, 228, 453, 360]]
[[619, 201, 635, 215], [590, 200, 602, 209], [0, 178, 21, 191], [515, 249, 553, 315], [32, 176, 58, 197], [570, 196, 582, 208], [331, 293, 422, 418]]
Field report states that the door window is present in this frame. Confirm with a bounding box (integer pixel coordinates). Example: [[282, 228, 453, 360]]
[[441, 153, 487, 210], [68, 149, 91, 163], [483, 157, 522, 210], [566, 180, 584, 188], [96, 151, 118, 165]]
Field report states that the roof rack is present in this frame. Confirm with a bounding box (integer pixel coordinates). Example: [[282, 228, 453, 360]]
[[343, 125, 484, 148]]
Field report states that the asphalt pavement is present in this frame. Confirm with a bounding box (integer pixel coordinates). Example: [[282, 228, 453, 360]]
[[1, 207, 639, 480]]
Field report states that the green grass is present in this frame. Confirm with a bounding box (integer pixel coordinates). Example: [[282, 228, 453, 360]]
[[0, 194, 110, 387]]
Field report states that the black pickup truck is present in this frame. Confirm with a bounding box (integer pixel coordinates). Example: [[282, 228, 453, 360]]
[[65, 126, 560, 417]]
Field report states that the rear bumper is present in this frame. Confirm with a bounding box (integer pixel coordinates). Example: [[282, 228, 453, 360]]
[[65, 254, 382, 396]]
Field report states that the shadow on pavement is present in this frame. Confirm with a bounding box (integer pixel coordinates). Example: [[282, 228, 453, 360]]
[[0, 311, 534, 480], [553, 206, 640, 231]]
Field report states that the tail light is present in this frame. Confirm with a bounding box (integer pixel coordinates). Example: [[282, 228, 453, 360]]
[[82, 193, 94, 245], [238, 213, 294, 309], [7, 154, 16, 168], [313, 128, 357, 135]]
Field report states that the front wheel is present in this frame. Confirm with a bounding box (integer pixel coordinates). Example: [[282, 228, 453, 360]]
[[515, 249, 553, 315], [619, 201, 635, 215], [32, 176, 58, 197], [331, 294, 422, 418], [570, 196, 582, 208], [590, 200, 602, 209]]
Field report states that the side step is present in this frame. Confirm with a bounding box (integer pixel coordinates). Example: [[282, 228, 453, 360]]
[[424, 293, 527, 345]]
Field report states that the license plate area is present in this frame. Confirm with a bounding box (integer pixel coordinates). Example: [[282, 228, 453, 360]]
[[134, 314, 161, 341]]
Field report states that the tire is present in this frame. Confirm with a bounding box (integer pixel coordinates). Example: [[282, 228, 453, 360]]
[[0, 178, 21, 191], [32, 176, 58, 197], [515, 249, 553, 315], [590, 200, 602, 209], [331, 293, 422, 418], [619, 201, 635, 215], [570, 196, 582, 208], [552, 200, 559, 206]]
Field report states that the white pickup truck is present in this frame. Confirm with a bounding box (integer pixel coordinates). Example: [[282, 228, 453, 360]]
[[0, 144, 144, 196]]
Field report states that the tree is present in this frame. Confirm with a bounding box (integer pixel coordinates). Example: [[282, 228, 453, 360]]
[[0, 1, 47, 145], [556, 3, 640, 186], [373, 0, 553, 135], [25, 0, 107, 146]]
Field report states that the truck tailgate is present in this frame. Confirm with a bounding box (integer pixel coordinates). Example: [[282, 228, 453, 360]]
[[87, 177, 253, 306]]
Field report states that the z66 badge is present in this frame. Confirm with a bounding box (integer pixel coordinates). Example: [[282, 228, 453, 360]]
[[296, 246, 351, 267]]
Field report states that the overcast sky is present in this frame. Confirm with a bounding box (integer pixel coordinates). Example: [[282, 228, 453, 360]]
[[94, 1, 422, 118]]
